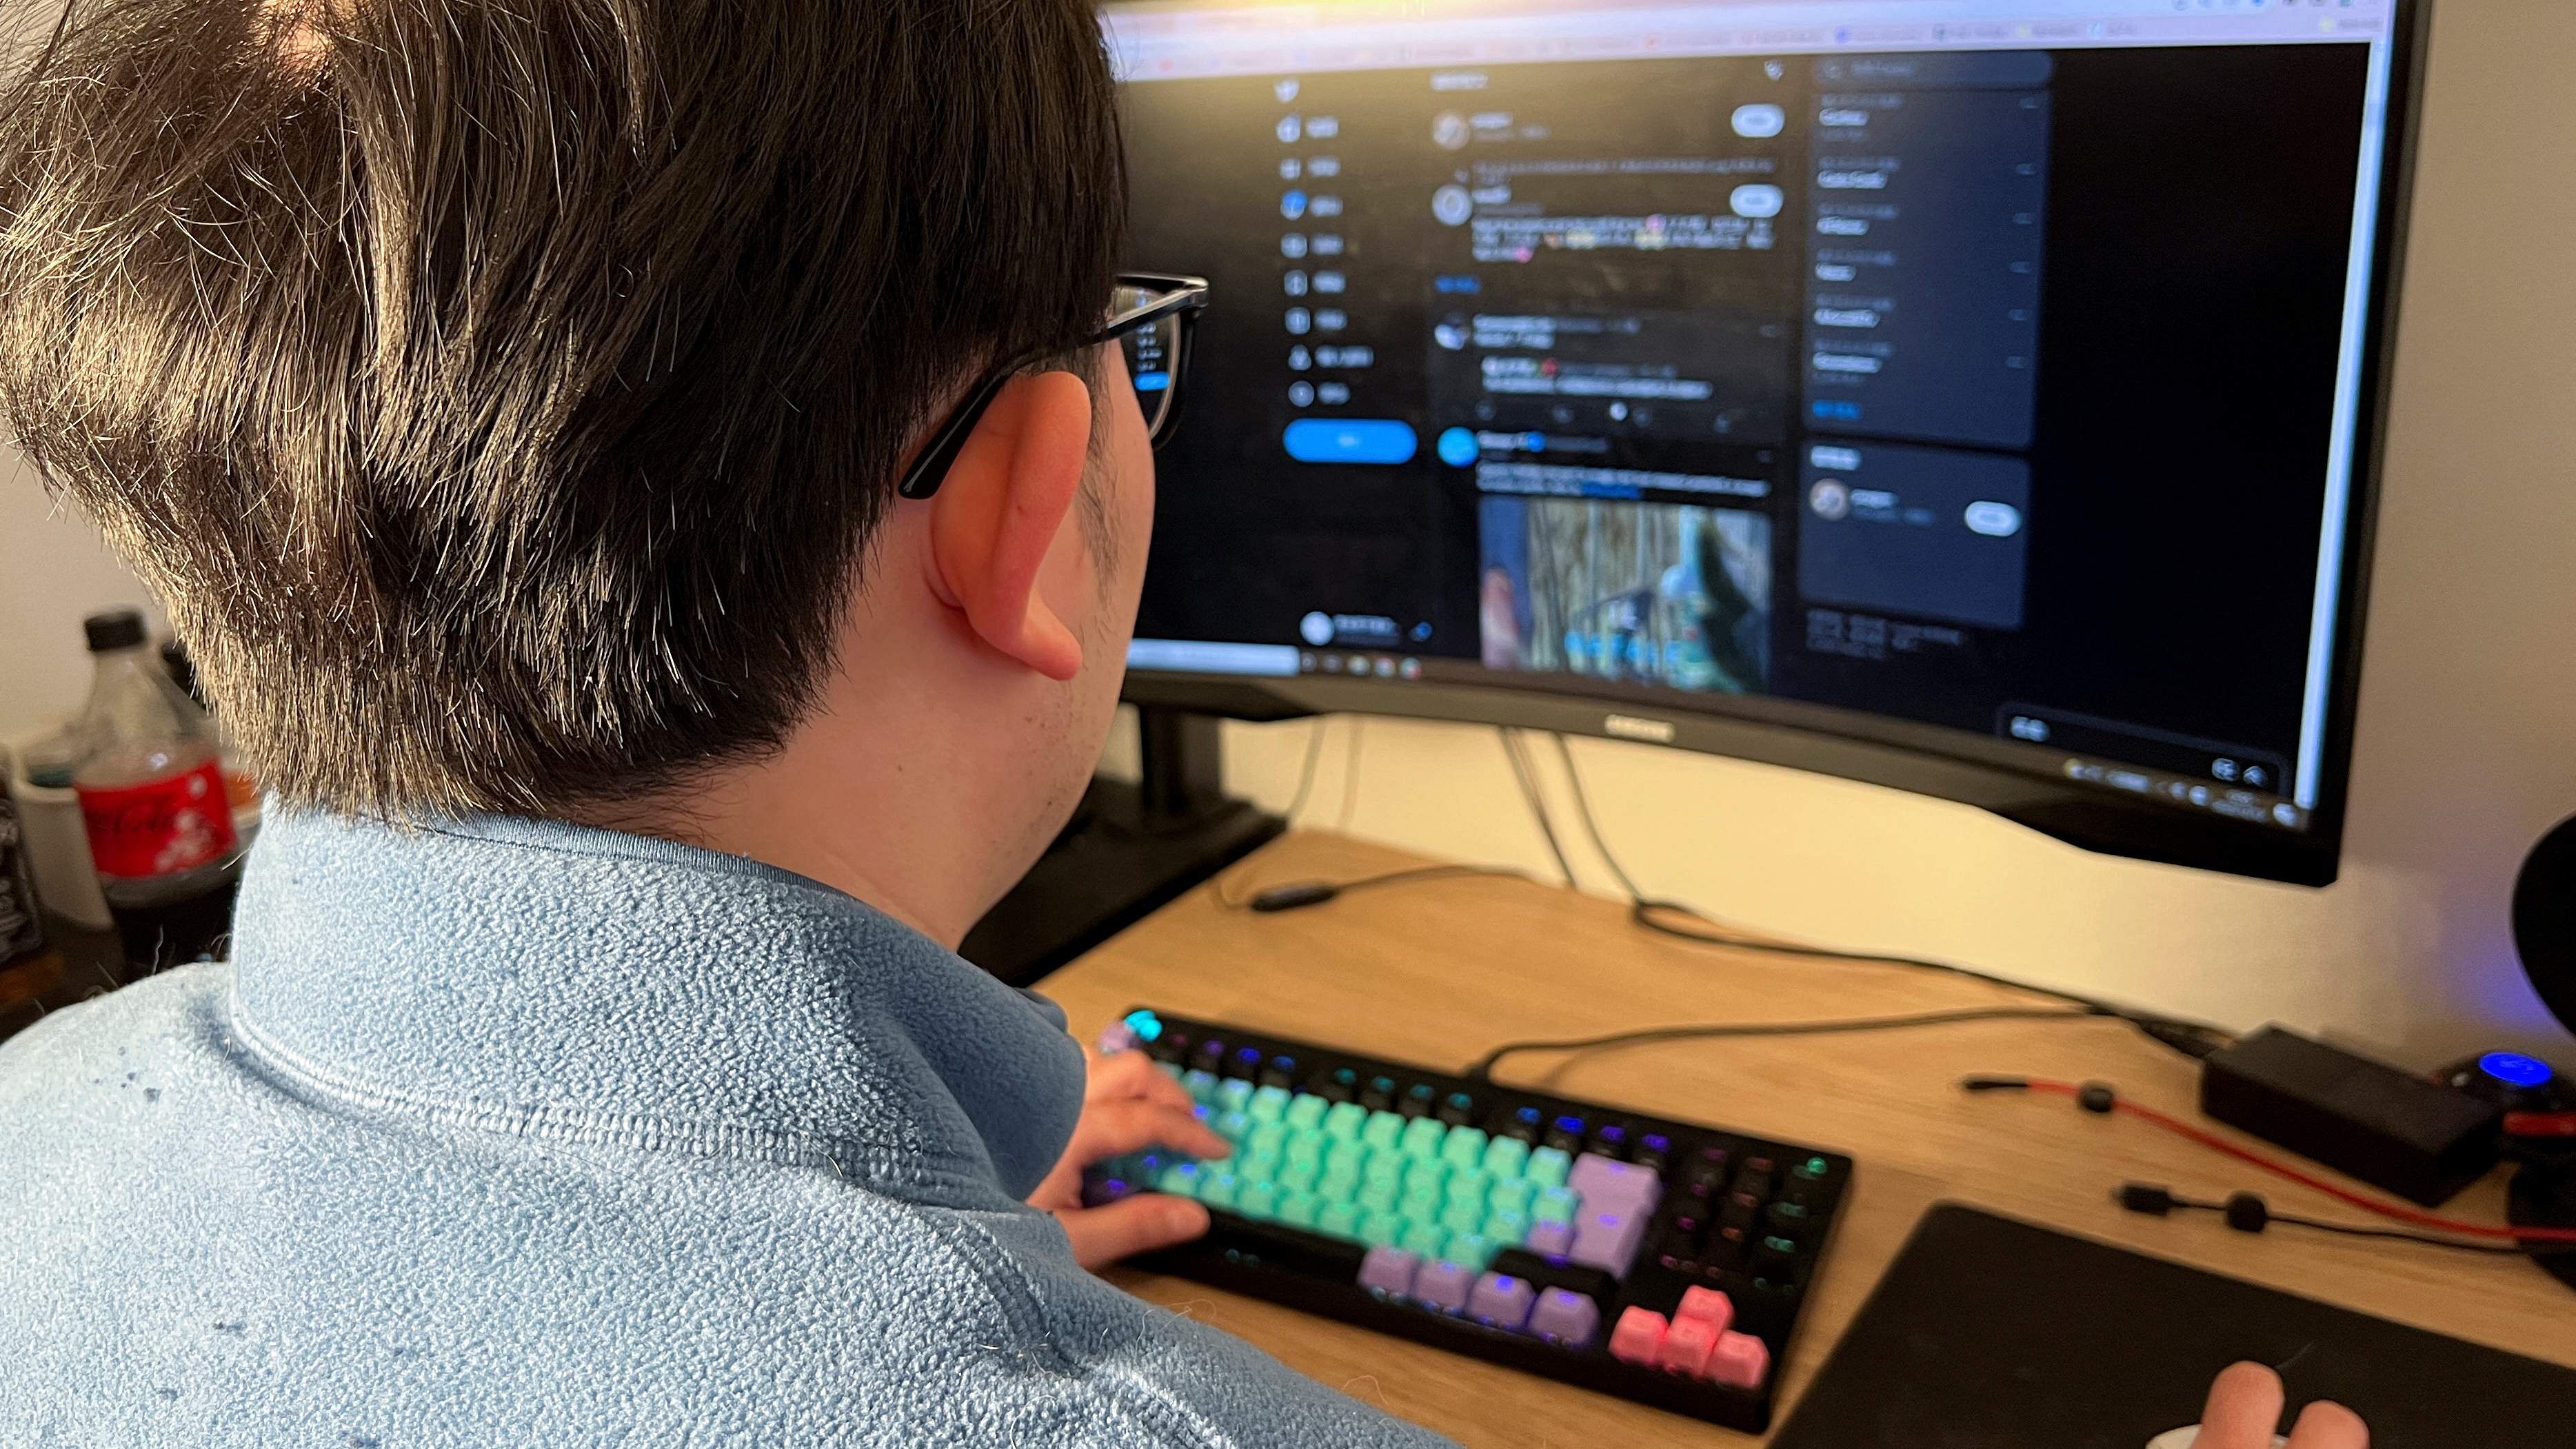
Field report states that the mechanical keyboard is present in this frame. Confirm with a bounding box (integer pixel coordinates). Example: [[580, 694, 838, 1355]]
[[1085, 1008, 1855, 1434]]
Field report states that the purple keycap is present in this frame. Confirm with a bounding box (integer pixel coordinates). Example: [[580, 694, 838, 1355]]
[[1568, 1154, 1663, 1214], [1569, 1206, 1651, 1278], [1095, 1022, 1142, 1055], [1525, 1219, 1576, 1257], [1466, 1273, 1537, 1331], [1357, 1246, 1419, 1297], [1527, 1287, 1601, 1346], [1413, 1259, 1474, 1313]]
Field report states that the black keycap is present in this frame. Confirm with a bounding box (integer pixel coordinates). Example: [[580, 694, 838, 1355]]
[[1541, 1115, 1586, 1155], [1397, 1082, 1438, 1119], [1681, 1146, 1731, 1194], [1778, 1175, 1827, 1211], [1436, 1091, 1477, 1127], [1722, 1190, 1763, 1226], [1765, 1201, 1811, 1237], [1730, 1163, 1777, 1199], [1146, 1031, 1188, 1065], [1588, 1124, 1630, 1160], [1704, 1225, 1751, 1269], [1194, 1039, 1228, 1068], [1360, 1075, 1397, 1111], [1259, 1055, 1296, 1090], [1493, 1105, 1544, 1143], [1225, 1046, 1264, 1081], [1632, 1133, 1672, 1171]]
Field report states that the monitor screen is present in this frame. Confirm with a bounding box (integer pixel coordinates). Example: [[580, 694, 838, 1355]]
[[1105, 0, 2419, 884]]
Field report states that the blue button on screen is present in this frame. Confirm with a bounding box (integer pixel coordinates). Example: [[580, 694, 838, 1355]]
[[1436, 426, 1479, 467], [1131, 370, 1171, 393], [1284, 418, 1419, 465], [2479, 1051, 2554, 1089]]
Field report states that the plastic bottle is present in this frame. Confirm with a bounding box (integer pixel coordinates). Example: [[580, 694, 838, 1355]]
[[68, 609, 243, 975]]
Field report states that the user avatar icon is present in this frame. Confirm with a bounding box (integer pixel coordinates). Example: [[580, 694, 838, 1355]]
[[1300, 611, 1336, 647], [1431, 184, 1473, 227], [1809, 478, 1851, 520], [1432, 111, 1470, 150], [1433, 316, 1469, 351]]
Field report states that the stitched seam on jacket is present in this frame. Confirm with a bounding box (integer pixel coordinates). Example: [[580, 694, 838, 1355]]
[[936, 1215, 1238, 1449], [221, 984, 989, 1195]]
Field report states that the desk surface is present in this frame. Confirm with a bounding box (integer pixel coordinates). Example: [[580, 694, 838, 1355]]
[[1039, 831, 2576, 1448]]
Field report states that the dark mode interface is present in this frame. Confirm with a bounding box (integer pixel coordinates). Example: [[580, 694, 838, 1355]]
[[1123, 34, 2378, 826]]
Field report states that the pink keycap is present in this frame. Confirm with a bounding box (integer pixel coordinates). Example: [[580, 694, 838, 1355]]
[[1608, 1306, 1667, 1366], [1673, 1286, 1735, 1335], [1705, 1330, 1770, 1389], [1356, 1246, 1418, 1297], [1655, 1314, 1718, 1375]]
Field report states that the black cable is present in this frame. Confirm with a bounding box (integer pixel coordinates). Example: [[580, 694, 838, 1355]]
[[2116, 1184, 2530, 1258], [1498, 729, 1578, 888], [1231, 863, 1535, 914], [1543, 731, 2233, 1061], [1463, 1006, 2108, 1084]]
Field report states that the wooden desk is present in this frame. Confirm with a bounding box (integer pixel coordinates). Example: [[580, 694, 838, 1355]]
[[1041, 831, 2576, 1447]]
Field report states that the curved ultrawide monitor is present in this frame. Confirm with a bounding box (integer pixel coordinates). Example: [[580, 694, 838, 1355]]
[[1108, 0, 2425, 886]]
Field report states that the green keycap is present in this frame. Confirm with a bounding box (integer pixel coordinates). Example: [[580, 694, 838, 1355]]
[[1481, 1207, 1531, 1246], [1245, 1122, 1287, 1157], [1487, 1177, 1533, 1215], [1362, 1112, 1407, 1153], [1317, 1201, 1364, 1240], [1285, 1095, 1329, 1132], [1198, 1172, 1242, 1210], [1158, 1061, 1185, 1082], [1443, 1233, 1496, 1272], [1402, 1157, 1449, 1197], [1399, 1185, 1442, 1223], [1278, 1157, 1320, 1194], [1533, 1185, 1579, 1225], [1444, 1168, 1491, 1213], [1319, 1160, 1362, 1199], [1236, 1179, 1280, 1221], [1213, 1110, 1254, 1143], [1358, 1179, 1401, 1214], [1325, 1139, 1372, 1179], [1526, 1146, 1572, 1188], [1322, 1102, 1369, 1142], [1440, 1197, 1485, 1236], [1361, 1153, 1405, 1188], [1275, 1190, 1322, 1230], [1481, 1137, 1531, 1179], [1400, 1221, 1447, 1260], [1439, 1126, 1489, 1171], [1358, 1210, 1405, 1250], [1181, 1069, 1222, 1105], [1216, 1078, 1255, 1113], [1248, 1086, 1292, 1123], [1156, 1162, 1202, 1198], [1400, 1117, 1447, 1161], [1236, 1148, 1281, 1183], [1284, 1136, 1325, 1171]]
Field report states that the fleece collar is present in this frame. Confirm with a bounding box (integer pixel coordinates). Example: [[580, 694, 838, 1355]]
[[225, 809, 1085, 1202]]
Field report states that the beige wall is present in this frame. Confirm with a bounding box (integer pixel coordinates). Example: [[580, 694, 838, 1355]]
[[1146, 0, 2576, 1065], [5, 1, 2570, 1062]]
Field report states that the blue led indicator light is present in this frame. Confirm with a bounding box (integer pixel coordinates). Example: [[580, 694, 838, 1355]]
[[1131, 371, 1171, 393], [2478, 1051, 2553, 1090]]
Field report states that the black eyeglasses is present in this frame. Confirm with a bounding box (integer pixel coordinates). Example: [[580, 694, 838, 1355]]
[[896, 272, 1210, 500]]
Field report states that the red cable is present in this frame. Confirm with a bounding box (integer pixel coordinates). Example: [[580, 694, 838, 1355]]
[[2013, 1077, 2576, 1246]]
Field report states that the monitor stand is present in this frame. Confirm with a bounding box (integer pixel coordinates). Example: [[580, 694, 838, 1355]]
[[961, 705, 1283, 986]]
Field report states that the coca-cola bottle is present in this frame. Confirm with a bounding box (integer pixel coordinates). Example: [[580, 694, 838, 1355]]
[[68, 609, 244, 977]]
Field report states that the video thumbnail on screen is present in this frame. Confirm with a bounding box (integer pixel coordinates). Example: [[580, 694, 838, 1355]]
[[1479, 496, 1771, 693]]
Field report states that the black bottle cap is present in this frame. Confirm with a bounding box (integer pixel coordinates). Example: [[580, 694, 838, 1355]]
[[83, 608, 146, 653]]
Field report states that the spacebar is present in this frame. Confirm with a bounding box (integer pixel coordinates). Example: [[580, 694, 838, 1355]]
[[1207, 1214, 1370, 1280]]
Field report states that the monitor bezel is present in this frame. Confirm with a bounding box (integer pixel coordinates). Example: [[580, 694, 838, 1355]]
[[1118, 0, 2432, 889]]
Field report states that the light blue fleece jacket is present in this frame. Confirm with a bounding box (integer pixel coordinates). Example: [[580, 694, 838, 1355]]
[[0, 810, 1452, 1447]]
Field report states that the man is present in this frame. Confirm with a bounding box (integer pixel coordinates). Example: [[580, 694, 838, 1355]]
[[0, 1, 2361, 1445]]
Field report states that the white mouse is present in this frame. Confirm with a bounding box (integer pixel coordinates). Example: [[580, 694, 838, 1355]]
[[2146, 1430, 2290, 1449]]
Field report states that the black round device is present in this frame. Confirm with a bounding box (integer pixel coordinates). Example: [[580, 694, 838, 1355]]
[[2513, 816, 2576, 1038]]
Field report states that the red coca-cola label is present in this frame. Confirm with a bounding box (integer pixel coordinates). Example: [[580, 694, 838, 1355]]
[[77, 762, 239, 880]]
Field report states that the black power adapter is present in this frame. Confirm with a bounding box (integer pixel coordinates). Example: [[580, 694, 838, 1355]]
[[2200, 1026, 2503, 1207]]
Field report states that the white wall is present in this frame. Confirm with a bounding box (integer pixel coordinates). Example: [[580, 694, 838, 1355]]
[[1146, 0, 2576, 1066], [6, 1, 2570, 1063], [0, 445, 165, 742]]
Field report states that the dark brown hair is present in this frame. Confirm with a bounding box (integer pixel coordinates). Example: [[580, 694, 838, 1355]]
[[0, 0, 1125, 816]]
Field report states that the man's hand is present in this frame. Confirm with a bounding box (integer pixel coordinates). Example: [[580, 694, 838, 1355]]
[[1027, 1046, 1232, 1270], [2197, 1363, 2367, 1448]]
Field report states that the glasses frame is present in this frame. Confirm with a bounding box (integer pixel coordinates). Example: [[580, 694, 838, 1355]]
[[894, 272, 1211, 501]]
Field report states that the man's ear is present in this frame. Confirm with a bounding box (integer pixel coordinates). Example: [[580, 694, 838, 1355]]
[[923, 370, 1094, 682]]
